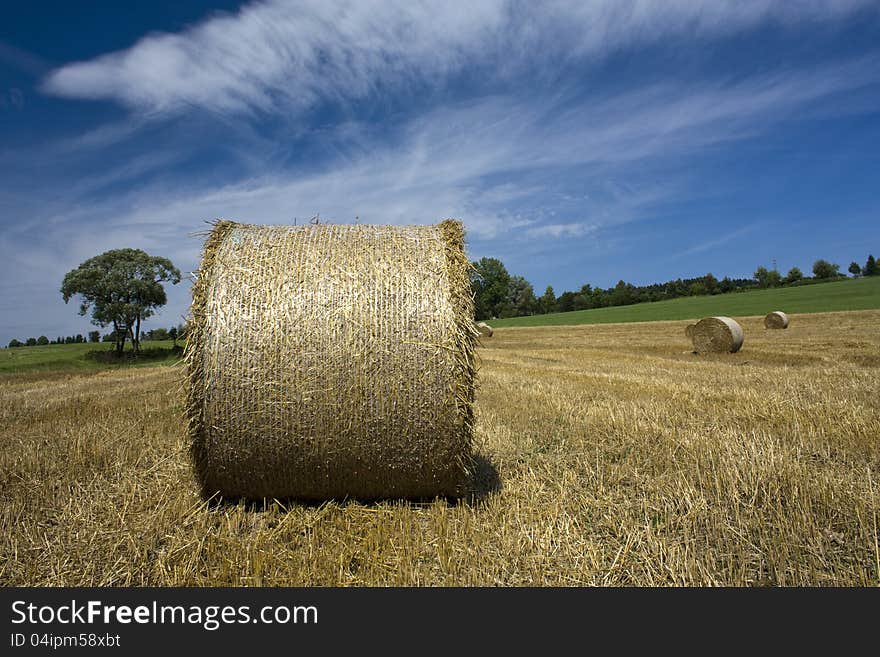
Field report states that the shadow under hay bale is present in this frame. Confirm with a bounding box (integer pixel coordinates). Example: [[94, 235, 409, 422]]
[[200, 452, 501, 510], [685, 316, 744, 354], [476, 322, 494, 337], [461, 453, 502, 505], [185, 219, 477, 502], [764, 310, 790, 329]]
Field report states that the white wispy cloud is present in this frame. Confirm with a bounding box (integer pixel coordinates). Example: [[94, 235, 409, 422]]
[[525, 223, 597, 239], [17, 55, 880, 249], [41, 0, 876, 117], [4, 0, 879, 343], [672, 223, 763, 258]]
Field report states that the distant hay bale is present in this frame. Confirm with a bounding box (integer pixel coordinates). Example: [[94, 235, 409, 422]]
[[764, 311, 789, 329], [686, 316, 744, 354], [476, 322, 493, 337], [184, 219, 476, 501]]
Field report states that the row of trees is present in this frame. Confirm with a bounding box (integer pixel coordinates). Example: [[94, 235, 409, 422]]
[[101, 324, 185, 344], [754, 255, 877, 288], [7, 332, 100, 348], [7, 325, 185, 350], [5, 247, 875, 344], [142, 325, 185, 342], [472, 253, 877, 321], [850, 254, 877, 277]]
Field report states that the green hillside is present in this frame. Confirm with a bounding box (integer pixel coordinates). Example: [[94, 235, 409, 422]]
[[491, 276, 880, 327], [0, 340, 182, 374]]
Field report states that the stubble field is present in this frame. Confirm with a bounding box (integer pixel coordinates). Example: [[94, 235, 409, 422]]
[[2, 310, 878, 586]]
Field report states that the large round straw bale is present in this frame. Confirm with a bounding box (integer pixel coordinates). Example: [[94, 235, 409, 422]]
[[687, 316, 744, 353], [764, 311, 789, 329], [184, 219, 476, 501], [476, 322, 493, 337]]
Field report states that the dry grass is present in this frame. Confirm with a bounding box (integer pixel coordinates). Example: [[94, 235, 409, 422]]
[[1, 310, 878, 586]]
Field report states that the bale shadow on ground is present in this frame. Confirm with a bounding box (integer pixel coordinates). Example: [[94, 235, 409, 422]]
[[202, 452, 502, 512], [460, 452, 502, 506]]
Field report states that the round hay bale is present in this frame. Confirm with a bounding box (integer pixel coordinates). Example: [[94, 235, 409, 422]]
[[684, 323, 695, 339], [476, 322, 493, 337], [764, 310, 789, 329], [688, 316, 744, 354], [184, 219, 476, 501]]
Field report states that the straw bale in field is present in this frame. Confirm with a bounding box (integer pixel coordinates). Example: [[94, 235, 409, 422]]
[[764, 311, 789, 329], [476, 322, 493, 337], [686, 316, 744, 354], [184, 219, 476, 500]]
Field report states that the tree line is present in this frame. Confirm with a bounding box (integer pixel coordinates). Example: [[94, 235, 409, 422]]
[[8, 332, 99, 348], [7, 325, 185, 350], [472, 253, 877, 321], [4, 248, 876, 346]]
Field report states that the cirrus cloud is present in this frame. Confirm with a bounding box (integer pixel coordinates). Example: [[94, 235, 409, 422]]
[[42, 0, 877, 117]]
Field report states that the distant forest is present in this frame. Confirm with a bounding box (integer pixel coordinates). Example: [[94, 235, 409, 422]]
[[7, 325, 185, 350], [5, 255, 878, 346], [471, 254, 878, 321]]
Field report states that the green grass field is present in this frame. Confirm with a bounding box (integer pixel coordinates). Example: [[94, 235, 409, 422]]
[[0, 340, 182, 374], [491, 276, 880, 327]]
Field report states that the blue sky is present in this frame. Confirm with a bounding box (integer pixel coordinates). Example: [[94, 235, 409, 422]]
[[1, 0, 879, 344]]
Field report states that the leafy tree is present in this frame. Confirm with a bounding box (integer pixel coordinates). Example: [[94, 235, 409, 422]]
[[145, 327, 170, 341], [590, 287, 609, 308], [703, 273, 718, 295], [754, 266, 782, 288], [26, 337, 37, 346], [784, 267, 803, 285], [61, 249, 181, 355], [538, 285, 556, 314], [36, 335, 49, 345], [8, 339, 23, 348], [470, 257, 511, 320], [88, 331, 101, 343], [812, 259, 840, 279], [718, 276, 734, 293], [571, 284, 593, 310], [848, 261, 862, 277], [609, 280, 636, 306], [864, 254, 878, 277], [556, 291, 577, 313], [507, 276, 537, 317], [754, 266, 770, 288]]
